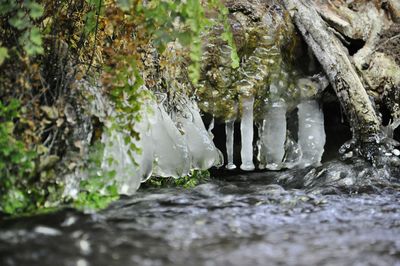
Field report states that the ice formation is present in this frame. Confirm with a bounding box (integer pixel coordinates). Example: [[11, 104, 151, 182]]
[[240, 96, 255, 171], [102, 100, 155, 195], [258, 101, 287, 170], [98, 87, 327, 196], [225, 120, 236, 170], [102, 131, 143, 195], [151, 102, 191, 178], [99, 90, 225, 195], [90, 79, 328, 196], [283, 134, 302, 169], [176, 101, 222, 170], [297, 100, 326, 167]]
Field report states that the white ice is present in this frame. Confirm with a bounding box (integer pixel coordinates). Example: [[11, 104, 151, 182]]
[[176, 101, 222, 170], [225, 120, 236, 170], [102, 130, 142, 195], [101, 93, 156, 195], [283, 134, 302, 169], [259, 101, 287, 170], [151, 102, 191, 178], [297, 100, 326, 167], [240, 96, 255, 171]]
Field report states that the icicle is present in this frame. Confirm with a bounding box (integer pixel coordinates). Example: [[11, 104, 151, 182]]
[[136, 112, 155, 183], [102, 130, 142, 195], [259, 101, 287, 170], [208, 117, 215, 138], [101, 98, 156, 195], [192, 103, 223, 168], [256, 122, 265, 169], [225, 119, 236, 170], [385, 118, 400, 138], [298, 100, 326, 167], [240, 96, 255, 171], [283, 133, 302, 169], [152, 102, 191, 178], [176, 101, 223, 170]]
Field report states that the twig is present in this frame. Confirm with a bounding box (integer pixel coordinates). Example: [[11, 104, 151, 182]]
[[372, 34, 400, 54]]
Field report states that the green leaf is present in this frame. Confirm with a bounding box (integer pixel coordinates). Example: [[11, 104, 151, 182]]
[[85, 0, 102, 9], [27, 2, 44, 19], [230, 50, 240, 68], [9, 12, 31, 30], [0, 2, 15, 15], [30, 27, 42, 46], [0, 47, 9, 65], [19, 28, 44, 56], [117, 0, 133, 11], [177, 32, 192, 46], [1, 189, 28, 214], [83, 11, 97, 35]]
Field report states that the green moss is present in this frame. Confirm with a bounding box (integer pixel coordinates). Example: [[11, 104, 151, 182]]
[[143, 170, 211, 189], [196, 5, 305, 122]]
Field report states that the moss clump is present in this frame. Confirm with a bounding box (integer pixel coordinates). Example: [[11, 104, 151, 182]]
[[196, 1, 304, 122], [143, 170, 211, 189]]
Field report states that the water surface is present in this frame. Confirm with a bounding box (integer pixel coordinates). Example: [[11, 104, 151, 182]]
[[1, 172, 399, 266]]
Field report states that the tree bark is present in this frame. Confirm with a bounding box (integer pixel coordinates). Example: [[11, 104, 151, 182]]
[[282, 0, 381, 144]]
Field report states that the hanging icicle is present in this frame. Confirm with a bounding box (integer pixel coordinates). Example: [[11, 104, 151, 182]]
[[225, 119, 236, 170], [259, 101, 287, 170], [240, 96, 255, 171], [298, 100, 326, 167]]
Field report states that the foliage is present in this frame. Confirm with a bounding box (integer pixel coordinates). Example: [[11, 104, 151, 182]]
[[0, 100, 37, 214], [143, 170, 211, 189], [0, 0, 239, 215], [73, 142, 119, 210], [101, 0, 239, 86], [209, 0, 240, 69], [0, 0, 44, 63]]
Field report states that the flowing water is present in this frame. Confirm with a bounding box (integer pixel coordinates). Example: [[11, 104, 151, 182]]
[[1, 170, 399, 266]]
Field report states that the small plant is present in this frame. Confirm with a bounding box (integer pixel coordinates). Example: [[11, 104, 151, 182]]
[[0, 99, 37, 214], [0, 0, 44, 65], [73, 142, 119, 210]]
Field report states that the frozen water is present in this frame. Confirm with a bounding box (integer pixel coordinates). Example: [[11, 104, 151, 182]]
[[176, 101, 222, 170], [298, 100, 326, 167], [101, 94, 156, 195], [225, 120, 236, 170], [384, 118, 400, 138], [208, 117, 215, 138], [283, 134, 302, 169], [135, 108, 155, 183], [151, 103, 191, 178], [240, 96, 255, 171], [102, 130, 142, 195], [259, 101, 287, 170]]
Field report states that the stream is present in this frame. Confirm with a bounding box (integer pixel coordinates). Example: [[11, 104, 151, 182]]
[[1, 170, 399, 266]]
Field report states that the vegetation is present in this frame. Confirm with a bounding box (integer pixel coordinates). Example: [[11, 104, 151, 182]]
[[1, 0, 397, 216], [73, 142, 119, 210], [143, 170, 211, 189], [0, 100, 37, 214], [0, 0, 238, 215]]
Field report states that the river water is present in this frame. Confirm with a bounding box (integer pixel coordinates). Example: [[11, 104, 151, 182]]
[[0, 169, 399, 266]]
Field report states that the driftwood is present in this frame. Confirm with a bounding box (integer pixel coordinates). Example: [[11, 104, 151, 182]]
[[282, 0, 381, 144]]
